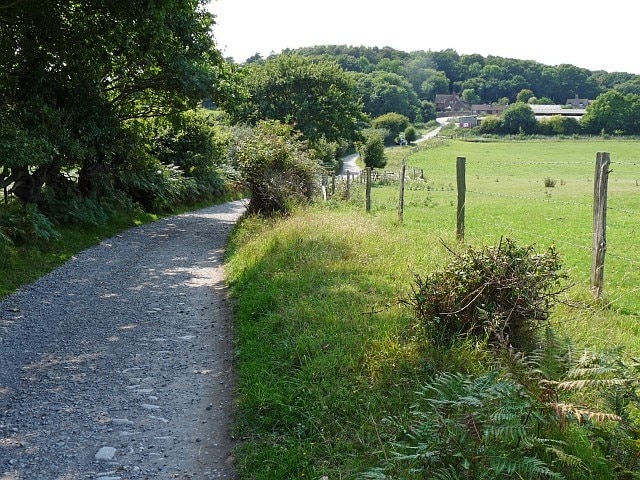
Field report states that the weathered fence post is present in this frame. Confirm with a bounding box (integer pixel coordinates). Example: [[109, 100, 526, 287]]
[[365, 167, 372, 213], [591, 152, 610, 299], [321, 174, 328, 201], [398, 160, 406, 224], [331, 174, 336, 196], [345, 171, 351, 199], [456, 156, 466, 242]]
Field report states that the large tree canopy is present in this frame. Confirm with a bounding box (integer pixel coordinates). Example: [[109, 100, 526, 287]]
[[353, 70, 421, 121], [0, 0, 233, 203], [232, 53, 364, 147], [581, 90, 640, 135]]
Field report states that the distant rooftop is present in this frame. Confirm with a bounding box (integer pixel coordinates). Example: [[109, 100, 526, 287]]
[[529, 105, 586, 117]]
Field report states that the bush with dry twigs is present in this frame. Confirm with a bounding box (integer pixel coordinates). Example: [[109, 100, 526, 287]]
[[406, 237, 568, 351]]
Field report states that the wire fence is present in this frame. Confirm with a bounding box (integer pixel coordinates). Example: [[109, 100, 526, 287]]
[[323, 150, 640, 304]]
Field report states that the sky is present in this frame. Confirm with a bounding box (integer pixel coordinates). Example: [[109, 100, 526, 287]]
[[208, 0, 639, 75]]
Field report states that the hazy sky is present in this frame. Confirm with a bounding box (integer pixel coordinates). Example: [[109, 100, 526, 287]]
[[208, 0, 638, 74]]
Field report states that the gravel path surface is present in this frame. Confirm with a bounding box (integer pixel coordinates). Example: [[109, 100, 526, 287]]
[[0, 200, 247, 480]]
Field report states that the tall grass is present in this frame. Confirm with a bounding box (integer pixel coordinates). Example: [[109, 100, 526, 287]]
[[226, 207, 460, 478]]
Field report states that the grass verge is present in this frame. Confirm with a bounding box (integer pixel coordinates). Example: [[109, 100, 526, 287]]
[[225, 205, 490, 478]]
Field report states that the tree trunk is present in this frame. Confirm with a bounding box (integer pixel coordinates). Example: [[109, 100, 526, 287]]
[[6, 165, 50, 204]]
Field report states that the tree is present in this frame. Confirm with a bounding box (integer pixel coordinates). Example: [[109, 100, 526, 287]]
[[232, 53, 364, 147], [404, 125, 417, 143], [353, 71, 421, 121], [402, 53, 438, 94], [371, 113, 411, 143], [478, 115, 503, 134], [614, 78, 640, 95], [580, 90, 637, 134], [420, 100, 437, 122], [516, 89, 534, 103], [0, 0, 233, 205], [420, 69, 450, 100], [149, 109, 232, 197], [461, 88, 481, 104], [428, 49, 461, 86], [357, 130, 387, 169], [540, 64, 600, 103], [501, 102, 536, 134]]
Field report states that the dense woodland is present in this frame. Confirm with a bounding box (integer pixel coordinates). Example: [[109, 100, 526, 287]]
[[251, 44, 640, 120], [2, 1, 640, 239]]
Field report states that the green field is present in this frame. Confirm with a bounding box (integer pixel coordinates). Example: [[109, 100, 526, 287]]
[[359, 138, 640, 348]]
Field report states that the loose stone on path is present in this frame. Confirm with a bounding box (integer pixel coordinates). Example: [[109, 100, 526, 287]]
[[95, 446, 117, 461]]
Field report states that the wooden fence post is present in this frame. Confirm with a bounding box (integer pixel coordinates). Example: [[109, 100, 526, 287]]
[[398, 160, 406, 224], [456, 156, 466, 242], [345, 171, 351, 199], [321, 174, 328, 201], [365, 167, 372, 213], [591, 152, 610, 299], [331, 174, 336, 196]]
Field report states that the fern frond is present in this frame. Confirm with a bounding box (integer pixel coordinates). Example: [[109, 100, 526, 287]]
[[545, 446, 587, 470], [431, 466, 463, 480], [541, 378, 629, 391], [567, 366, 617, 378], [552, 402, 621, 423], [498, 455, 566, 480], [484, 423, 528, 443]]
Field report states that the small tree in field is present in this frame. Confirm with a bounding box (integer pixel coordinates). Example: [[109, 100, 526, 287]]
[[357, 130, 387, 169], [502, 102, 537, 135], [404, 125, 417, 143], [371, 112, 410, 144]]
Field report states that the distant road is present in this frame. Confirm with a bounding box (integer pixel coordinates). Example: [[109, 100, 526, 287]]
[[339, 152, 360, 176], [339, 120, 447, 175]]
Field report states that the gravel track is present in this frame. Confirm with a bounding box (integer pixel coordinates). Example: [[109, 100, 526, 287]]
[[0, 200, 247, 480]]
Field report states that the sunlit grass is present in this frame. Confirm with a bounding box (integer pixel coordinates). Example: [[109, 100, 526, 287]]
[[356, 137, 640, 338], [226, 207, 457, 478]]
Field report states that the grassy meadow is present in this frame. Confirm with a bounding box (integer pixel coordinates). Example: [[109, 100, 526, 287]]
[[379, 138, 640, 348], [226, 137, 640, 478]]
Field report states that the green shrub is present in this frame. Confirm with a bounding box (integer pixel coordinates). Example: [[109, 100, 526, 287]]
[[233, 120, 322, 216], [478, 115, 504, 134], [149, 109, 231, 178], [404, 125, 417, 143], [117, 161, 200, 213], [0, 203, 60, 245], [406, 238, 567, 351], [357, 129, 387, 169], [371, 112, 411, 141]]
